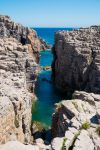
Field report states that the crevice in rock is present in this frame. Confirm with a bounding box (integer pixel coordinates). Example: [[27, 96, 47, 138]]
[[68, 131, 81, 150]]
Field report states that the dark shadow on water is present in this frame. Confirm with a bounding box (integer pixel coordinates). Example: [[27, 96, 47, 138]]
[[33, 129, 52, 145], [90, 115, 99, 124]]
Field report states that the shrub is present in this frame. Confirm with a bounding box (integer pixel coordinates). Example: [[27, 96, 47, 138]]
[[82, 121, 90, 130], [61, 138, 67, 150], [96, 126, 100, 135], [96, 126, 100, 132]]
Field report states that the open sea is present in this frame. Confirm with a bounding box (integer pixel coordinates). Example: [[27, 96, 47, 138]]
[[32, 28, 73, 127]]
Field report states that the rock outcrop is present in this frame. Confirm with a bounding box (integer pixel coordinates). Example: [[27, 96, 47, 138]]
[[0, 140, 51, 150], [52, 91, 100, 150], [52, 26, 100, 94], [0, 37, 39, 144], [0, 141, 39, 150], [0, 15, 50, 63], [0, 16, 43, 144], [51, 26, 100, 150]]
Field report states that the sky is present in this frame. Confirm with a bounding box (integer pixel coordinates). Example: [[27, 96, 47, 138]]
[[0, 0, 100, 27]]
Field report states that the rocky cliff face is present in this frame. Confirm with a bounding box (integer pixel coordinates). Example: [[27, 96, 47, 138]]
[[0, 16, 42, 144], [0, 15, 50, 62], [51, 26, 100, 149], [52, 26, 100, 94], [0, 38, 39, 144]]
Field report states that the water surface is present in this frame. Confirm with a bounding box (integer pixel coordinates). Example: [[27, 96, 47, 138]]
[[32, 28, 73, 126]]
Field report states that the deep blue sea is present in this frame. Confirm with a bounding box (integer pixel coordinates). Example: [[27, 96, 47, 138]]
[[32, 28, 73, 126], [34, 28, 74, 45]]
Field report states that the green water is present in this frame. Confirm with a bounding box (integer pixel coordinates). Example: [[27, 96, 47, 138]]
[[32, 50, 66, 127]]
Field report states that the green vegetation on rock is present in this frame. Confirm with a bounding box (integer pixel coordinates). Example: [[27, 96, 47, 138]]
[[61, 138, 67, 150], [82, 121, 90, 130], [96, 126, 100, 135]]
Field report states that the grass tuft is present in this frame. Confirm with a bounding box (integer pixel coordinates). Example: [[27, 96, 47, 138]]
[[82, 121, 90, 130], [61, 138, 67, 150], [96, 126, 100, 136]]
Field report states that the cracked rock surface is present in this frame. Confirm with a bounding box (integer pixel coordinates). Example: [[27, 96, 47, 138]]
[[0, 16, 41, 144], [52, 91, 100, 150], [52, 26, 100, 93]]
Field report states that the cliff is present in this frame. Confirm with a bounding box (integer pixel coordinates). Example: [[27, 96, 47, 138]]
[[52, 26, 100, 94], [51, 27, 100, 149], [0, 15, 41, 144], [0, 15, 50, 62]]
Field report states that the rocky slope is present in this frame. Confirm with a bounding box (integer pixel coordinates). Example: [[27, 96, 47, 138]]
[[52, 91, 100, 150], [0, 15, 43, 145], [52, 26, 100, 94]]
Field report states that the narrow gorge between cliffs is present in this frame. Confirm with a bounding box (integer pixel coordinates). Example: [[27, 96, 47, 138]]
[[32, 28, 73, 127]]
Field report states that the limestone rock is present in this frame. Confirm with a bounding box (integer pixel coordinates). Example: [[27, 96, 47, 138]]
[[73, 130, 94, 150], [0, 15, 50, 62], [52, 91, 100, 149], [52, 26, 100, 93], [0, 37, 40, 144], [51, 137, 64, 150], [0, 14, 42, 146], [0, 141, 39, 150]]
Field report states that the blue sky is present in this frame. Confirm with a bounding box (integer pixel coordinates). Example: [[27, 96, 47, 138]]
[[0, 0, 100, 27]]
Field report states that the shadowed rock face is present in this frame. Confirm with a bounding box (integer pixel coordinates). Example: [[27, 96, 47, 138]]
[[52, 26, 100, 94]]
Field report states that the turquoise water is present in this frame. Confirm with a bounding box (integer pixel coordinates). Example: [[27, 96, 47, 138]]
[[33, 51, 65, 126], [32, 28, 73, 126]]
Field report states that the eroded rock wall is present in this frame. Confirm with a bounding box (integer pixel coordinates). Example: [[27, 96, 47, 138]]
[[0, 37, 40, 144], [52, 26, 100, 93], [0, 15, 50, 63], [0, 16, 41, 144], [51, 26, 100, 149]]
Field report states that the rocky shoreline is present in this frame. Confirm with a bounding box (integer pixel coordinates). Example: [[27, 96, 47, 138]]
[[0, 16, 100, 150]]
